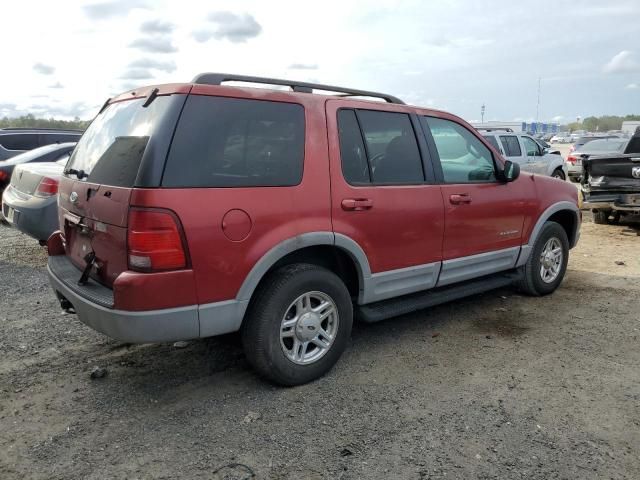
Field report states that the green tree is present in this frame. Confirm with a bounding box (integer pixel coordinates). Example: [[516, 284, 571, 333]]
[[0, 115, 89, 130]]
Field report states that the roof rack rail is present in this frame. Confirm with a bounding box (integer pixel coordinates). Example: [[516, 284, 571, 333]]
[[0, 127, 84, 132], [476, 127, 514, 133], [192, 72, 405, 105]]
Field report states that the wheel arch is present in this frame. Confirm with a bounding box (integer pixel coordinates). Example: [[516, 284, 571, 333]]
[[235, 232, 371, 311], [516, 201, 580, 267]]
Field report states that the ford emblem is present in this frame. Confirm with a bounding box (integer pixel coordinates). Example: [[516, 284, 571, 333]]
[[69, 191, 79, 203]]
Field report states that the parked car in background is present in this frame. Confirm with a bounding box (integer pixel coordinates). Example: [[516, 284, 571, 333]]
[[569, 135, 618, 154], [0, 128, 82, 161], [566, 137, 635, 182], [46, 74, 580, 386], [1, 157, 68, 242], [551, 133, 570, 143], [581, 130, 640, 224], [480, 129, 567, 179], [0, 142, 75, 198]]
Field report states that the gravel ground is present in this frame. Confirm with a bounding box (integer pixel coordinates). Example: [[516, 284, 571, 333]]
[[0, 214, 639, 479]]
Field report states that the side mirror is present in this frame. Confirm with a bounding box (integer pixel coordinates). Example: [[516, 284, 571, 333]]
[[501, 160, 520, 182], [542, 147, 549, 155]]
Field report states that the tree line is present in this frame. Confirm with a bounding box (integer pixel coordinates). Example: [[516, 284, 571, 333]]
[[0, 114, 90, 131], [566, 114, 640, 133]]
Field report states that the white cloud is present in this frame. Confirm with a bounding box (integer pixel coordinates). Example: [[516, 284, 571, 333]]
[[552, 115, 564, 122], [626, 83, 639, 89], [129, 36, 177, 53], [83, 0, 148, 20], [194, 12, 262, 43], [33, 62, 55, 75], [604, 50, 640, 74]]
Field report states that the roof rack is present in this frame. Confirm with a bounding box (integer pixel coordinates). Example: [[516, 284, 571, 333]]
[[475, 127, 514, 133], [192, 73, 405, 105], [0, 127, 84, 132]]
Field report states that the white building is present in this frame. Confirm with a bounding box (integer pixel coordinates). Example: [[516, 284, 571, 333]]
[[621, 121, 640, 135]]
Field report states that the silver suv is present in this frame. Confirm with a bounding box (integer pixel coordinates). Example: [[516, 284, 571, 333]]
[[479, 129, 567, 180]]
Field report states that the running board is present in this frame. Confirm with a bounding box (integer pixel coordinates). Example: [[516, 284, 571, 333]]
[[357, 270, 522, 323]]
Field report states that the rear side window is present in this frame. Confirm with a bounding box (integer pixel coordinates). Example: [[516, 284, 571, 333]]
[[163, 96, 305, 188], [337, 109, 424, 185], [499, 135, 522, 157], [422, 117, 496, 183], [0, 134, 39, 151], [483, 135, 500, 151]]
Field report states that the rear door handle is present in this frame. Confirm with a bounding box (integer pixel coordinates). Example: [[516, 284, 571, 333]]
[[341, 198, 373, 211], [449, 194, 472, 205]]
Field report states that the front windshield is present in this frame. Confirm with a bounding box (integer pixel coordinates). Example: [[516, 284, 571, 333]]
[[66, 96, 170, 179], [577, 139, 625, 152]]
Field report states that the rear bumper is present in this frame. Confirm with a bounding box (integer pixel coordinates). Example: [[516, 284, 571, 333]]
[[48, 256, 200, 342], [584, 192, 640, 212], [47, 255, 245, 343], [1, 186, 59, 241], [583, 201, 640, 213]]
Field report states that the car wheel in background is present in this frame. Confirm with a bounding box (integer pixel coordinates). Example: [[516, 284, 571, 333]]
[[552, 168, 565, 180], [242, 263, 353, 386], [593, 210, 611, 225], [517, 221, 569, 296]]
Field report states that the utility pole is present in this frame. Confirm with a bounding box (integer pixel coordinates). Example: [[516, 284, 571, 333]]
[[481, 103, 485, 123], [535, 77, 541, 123]]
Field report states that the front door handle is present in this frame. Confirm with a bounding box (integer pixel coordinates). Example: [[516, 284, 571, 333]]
[[341, 198, 373, 211], [449, 194, 472, 205]]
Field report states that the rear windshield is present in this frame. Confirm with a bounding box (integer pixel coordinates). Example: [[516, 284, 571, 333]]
[[162, 96, 305, 188], [576, 139, 626, 152], [2, 143, 71, 166], [66, 96, 171, 186]]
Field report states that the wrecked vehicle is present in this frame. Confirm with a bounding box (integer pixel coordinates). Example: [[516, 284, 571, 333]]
[[582, 130, 640, 224]]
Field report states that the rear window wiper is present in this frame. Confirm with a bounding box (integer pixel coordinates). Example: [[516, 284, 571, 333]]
[[64, 168, 89, 179]]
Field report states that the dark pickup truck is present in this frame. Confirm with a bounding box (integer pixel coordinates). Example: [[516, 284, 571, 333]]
[[582, 146, 640, 224]]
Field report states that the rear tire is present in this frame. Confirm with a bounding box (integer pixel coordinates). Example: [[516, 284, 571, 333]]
[[552, 168, 565, 180], [242, 264, 353, 386], [517, 221, 569, 296]]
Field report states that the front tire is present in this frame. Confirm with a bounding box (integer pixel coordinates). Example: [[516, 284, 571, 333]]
[[552, 168, 565, 181], [242, 264, 353, 386], [517, 221, 569, 296]]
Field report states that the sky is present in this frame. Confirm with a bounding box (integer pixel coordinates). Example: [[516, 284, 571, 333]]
[[1, 0, 639, 124]]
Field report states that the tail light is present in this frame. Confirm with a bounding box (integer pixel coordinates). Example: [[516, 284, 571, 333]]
[[566, 155, 577, 164], [127, 208, 188, 272], [34, 177, 59, 197], [0, 171, 8, 182]]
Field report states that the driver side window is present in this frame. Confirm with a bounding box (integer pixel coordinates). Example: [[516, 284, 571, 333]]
[[522, 136, 541, 156], [422, 117, 496, 184]]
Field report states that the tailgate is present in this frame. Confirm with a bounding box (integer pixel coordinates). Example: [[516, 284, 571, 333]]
[[58, 175, 131, 287], [583, 155, 640, 192], [54, 90, 188, 289]]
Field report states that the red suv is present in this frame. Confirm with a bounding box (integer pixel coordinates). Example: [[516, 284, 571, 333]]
[[47, 74, 581, 385]]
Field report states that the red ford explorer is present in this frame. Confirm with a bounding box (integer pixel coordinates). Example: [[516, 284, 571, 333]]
[[47, 74, 581, 385]]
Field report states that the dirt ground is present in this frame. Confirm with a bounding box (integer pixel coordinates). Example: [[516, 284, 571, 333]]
[[0, 212, 639, 480]]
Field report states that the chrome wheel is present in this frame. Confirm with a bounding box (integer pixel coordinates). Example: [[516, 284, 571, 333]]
[[280, 291, 339, 365], [539, 237, 563, 283]]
